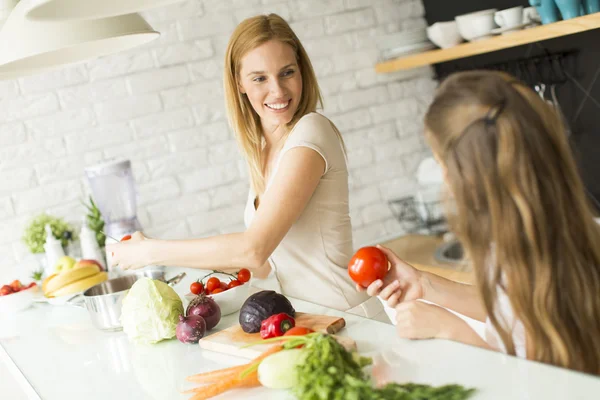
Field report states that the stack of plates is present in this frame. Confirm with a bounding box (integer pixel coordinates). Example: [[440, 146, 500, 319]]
[[377, 29, 435, 61]]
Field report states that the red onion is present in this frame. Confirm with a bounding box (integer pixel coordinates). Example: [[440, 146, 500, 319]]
[[186, 294, 221, 330], [176, 314, 206, 344]]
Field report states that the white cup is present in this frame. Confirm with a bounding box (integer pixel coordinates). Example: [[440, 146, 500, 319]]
[[494, 6, 524, 29], [523, 6, 541, 25]]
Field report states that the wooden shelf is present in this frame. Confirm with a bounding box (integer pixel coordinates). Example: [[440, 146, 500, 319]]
[[376, 13, 600, 73]]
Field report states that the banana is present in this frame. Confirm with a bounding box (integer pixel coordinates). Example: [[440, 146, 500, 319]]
[[42, 273, 57, 295], [46, 272, 108, 298], [44, 265, 101, 295]]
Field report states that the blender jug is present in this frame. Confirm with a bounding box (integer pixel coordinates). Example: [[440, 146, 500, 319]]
[[85, 159, 142, 273]]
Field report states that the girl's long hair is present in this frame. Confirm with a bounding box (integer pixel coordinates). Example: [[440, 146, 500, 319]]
[[425, 70, 600, 375], [224, 13, 333, 195]]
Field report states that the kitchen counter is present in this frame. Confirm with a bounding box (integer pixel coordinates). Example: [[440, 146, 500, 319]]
[[2, 295, 600, 399], [381, 234, 475, 284]]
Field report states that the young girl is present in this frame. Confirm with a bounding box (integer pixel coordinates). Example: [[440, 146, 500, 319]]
[[364, 70, 600, 374], [108, 14, 377, 316]]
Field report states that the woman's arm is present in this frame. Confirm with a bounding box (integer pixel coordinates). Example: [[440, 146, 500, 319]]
[[108, 147, 325, 271], [421, 272, 488, 322]]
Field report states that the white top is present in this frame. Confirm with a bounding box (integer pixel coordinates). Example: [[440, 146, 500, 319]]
[[485, 288, 527, 358], [244, 112, 378, 317], [3, 292, 600, 400]]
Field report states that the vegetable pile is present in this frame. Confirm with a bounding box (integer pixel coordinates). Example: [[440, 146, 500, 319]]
[[189, 268, 251, 296], [185, 332, 476, 400]]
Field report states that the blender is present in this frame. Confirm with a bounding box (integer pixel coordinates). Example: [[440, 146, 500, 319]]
[[84, 159, 142, 275]]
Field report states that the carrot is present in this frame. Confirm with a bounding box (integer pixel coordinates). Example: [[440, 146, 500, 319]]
[[186, 344, 283, 382], [185, 345, 283, 399], [186, 365, 244, 383]]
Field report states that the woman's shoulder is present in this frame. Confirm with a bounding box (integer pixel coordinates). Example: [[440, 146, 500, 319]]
[[294, 112, 335, 131], [288, 112, 339, 146]]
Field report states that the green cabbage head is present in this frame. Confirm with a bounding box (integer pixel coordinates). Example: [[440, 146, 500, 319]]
[[121, 278, 183, 344]]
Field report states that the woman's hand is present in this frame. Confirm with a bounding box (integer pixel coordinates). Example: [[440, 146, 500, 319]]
[[106, 231, 151, 270], [357, 245, 425, 307], [394, 301, 466, 340]]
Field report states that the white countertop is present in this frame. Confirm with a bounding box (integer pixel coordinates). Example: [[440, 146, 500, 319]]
[[1, 295, 599, 400]]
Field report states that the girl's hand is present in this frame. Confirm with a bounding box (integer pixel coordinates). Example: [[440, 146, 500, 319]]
[[394, 301, 466, 340], [356, 245, 425, 307], [106, 231, 151, 270]]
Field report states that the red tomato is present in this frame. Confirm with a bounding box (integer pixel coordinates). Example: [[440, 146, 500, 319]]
[[211, 288, 224, 294], [0, 285, 13, 296], [237, 268, 251, 283], [347, 246, 388, 288], [190, 281, 203, 295], [121, 234, 132, 241], [284, 327, 314, 336], [9, 280, 22, 292], [219, 281, 229, 291], [227, 280, 242, 289], [206, 277, 220, 292]]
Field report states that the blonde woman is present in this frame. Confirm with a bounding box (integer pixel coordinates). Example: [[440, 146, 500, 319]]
[[108, 14, 377, 316], [363, 71, 600, 374]]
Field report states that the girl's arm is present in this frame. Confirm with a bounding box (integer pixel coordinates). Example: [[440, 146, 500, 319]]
[[421, 272, 488, 322], [108, 147, 325, 271]]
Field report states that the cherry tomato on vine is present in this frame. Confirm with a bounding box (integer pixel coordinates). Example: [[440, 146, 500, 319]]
[[211, 288, 224, 294], [190, 281, 203, 295], [228, 279, 242, 289], [237, 268, 251, 283], [206, 277, 221, 292]]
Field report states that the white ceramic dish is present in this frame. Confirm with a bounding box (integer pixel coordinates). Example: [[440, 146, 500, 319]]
[[0, 285, 39, 313], [427, 21, 463, 49], [381, 41, 435, 61], [455, 9, 498, 41], [184, 272, 251, 315], [491, 22, 528, 34]]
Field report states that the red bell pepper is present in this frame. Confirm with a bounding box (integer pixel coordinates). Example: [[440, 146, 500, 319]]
[[260, 313, 295, 339]]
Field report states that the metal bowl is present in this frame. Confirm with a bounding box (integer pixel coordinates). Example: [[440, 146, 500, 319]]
[[74, 271, 185, 331]]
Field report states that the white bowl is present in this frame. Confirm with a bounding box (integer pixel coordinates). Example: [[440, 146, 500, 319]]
[[0, 285, 39, 313], [455, 9, 497, 41], [427, 21, 463, 49], [185, 272, 251, 316]]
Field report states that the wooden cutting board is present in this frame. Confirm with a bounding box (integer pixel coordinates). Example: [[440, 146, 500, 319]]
[[198, 312, 355, 359]]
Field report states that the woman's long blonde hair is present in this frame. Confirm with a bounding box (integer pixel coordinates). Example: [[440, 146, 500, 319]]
[[224, 14, 326, 195], [425, 70, 600, 375]]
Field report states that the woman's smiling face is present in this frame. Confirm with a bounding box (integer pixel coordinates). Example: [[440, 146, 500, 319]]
[[238, 40, 303, 133]]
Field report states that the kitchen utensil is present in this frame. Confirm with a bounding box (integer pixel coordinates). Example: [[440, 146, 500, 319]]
[[583, 0, 600, 13], [491, 23, 529, 34], [68, 271, 185, 331], [85, 159, 142, 272], [555, 0, 583, 19], [455, 9, 498, 41], [529, 0, 561, 24], [550, 83, 571, 137], [198, 312, 351, 359], [523, 6, 542, 24], [494, 6, 524, 29], [426, 21, 463, 49]]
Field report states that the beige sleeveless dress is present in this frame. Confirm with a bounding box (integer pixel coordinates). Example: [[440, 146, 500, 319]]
[[243, 112, 382, 317]]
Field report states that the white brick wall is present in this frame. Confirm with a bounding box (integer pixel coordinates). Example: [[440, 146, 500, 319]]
[[0, 0, 435, 282]]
